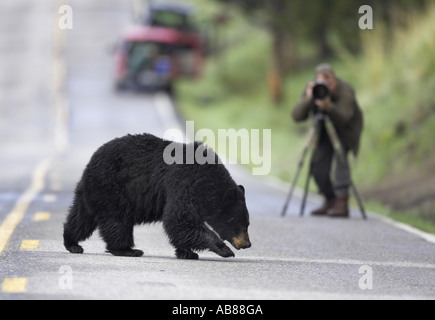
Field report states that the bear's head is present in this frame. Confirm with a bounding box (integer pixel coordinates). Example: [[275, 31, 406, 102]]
[[208, 185, 251, 250]]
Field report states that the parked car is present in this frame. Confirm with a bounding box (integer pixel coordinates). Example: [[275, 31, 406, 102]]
[[114, 2, 205, 93]]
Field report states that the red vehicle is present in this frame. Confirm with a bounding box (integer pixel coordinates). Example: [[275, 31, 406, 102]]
[[114, 2, 205, 93]]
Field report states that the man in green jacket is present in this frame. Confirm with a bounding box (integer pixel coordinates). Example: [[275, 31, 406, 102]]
[[292, 64, 363, 217]]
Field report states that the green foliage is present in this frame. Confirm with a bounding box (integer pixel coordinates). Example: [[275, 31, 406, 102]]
[[212, 0, 431, 63], [178, 1, 435, 232]]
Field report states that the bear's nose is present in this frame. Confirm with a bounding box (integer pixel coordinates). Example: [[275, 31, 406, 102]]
[[232, 231, 251, 249], [242, 233, 251, 249], [242, 240, 251, 249]]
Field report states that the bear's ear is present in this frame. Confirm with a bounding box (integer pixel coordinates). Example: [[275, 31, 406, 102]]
[[223, 187, 240, 204], [238, 185, 245, 195]]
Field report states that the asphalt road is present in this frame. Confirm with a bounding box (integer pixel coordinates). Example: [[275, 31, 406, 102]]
[[1, 0, 435, 300]]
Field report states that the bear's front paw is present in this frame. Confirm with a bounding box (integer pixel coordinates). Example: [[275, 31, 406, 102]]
[[175, 248, 199, 260], [214, 242, 235, 258], [66, 245, 84, 254], [106, 248, 144, 257]]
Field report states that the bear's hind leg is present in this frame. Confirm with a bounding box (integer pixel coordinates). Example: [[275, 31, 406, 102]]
[[99, 218, 144, 257], [64, 194, 97, 254]]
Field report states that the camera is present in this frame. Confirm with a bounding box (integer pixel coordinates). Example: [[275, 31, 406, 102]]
[[312, 80, 330, 100]]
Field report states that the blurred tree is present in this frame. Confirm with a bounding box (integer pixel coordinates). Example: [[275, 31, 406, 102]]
[[212, 0, 355, 75], [212, 0, 430, 75], [210, 0, 429, 104]]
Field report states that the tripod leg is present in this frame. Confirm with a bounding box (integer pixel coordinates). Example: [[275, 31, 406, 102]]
[[281, 148, 309, 217], [351, 182, 367, 220], [281, 120, 320, 217], [300, 168, 312, 217], [323, 115, 367, 220]]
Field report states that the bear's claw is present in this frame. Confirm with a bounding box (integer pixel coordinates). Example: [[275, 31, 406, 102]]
[[66, 245, 84, 254], [215, 243, 235, 258]]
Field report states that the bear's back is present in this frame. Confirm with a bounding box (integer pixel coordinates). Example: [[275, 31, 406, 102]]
[[79, 133, 236, 224]]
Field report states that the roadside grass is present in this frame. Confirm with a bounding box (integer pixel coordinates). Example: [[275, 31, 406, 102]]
[[176, 3, 435, 234]]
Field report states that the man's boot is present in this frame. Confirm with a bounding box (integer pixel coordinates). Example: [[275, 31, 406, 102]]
[[328, 196, 349, 218], [311, 198, 335, 216]]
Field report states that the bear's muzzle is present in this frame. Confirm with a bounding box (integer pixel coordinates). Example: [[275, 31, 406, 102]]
[[231, 230, 251, 250]]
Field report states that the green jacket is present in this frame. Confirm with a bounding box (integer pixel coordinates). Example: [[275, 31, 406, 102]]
[[292, 78, 363, 156]]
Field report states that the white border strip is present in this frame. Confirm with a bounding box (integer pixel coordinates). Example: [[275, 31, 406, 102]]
[[153, 93, 190, 142], [241, 255, 435, 269], [374, 215, 435, 245], [265, 172, 435, 245]]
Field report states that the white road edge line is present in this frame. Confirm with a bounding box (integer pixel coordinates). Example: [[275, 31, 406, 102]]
[[265, 172, 435, 245], [241, 255, 435, 270], [153, 93, 188, 142], [375, 215, 435, 245]]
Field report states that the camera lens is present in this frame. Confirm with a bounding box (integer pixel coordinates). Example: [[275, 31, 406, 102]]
[[312, 82, 329, 100]]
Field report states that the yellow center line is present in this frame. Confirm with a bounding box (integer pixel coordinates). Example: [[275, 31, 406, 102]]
[[0, 0, 68, 255], [0, 158, 52, 254], [2, 278, 28, 293], [33, 212, 52, 222], [20, 240, 40, 250]]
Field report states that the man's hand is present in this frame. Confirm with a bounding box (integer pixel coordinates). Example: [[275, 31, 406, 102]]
[[315, 97, 333, 112], [305, 81, 315, 100]]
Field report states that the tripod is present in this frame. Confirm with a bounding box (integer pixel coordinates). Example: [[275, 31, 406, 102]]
[[281, 112, 367, 219]]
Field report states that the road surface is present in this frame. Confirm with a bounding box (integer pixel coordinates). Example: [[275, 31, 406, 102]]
[[1, 0, 435, 300]]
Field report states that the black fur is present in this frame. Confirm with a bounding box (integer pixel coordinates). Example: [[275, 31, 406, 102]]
[[63, 133, 250, 259]]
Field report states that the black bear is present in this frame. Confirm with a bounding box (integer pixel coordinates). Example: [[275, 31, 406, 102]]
[[63, 133, 251, 259]]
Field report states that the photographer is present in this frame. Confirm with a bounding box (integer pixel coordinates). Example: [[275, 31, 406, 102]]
[[291, 64, 363, 218]]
